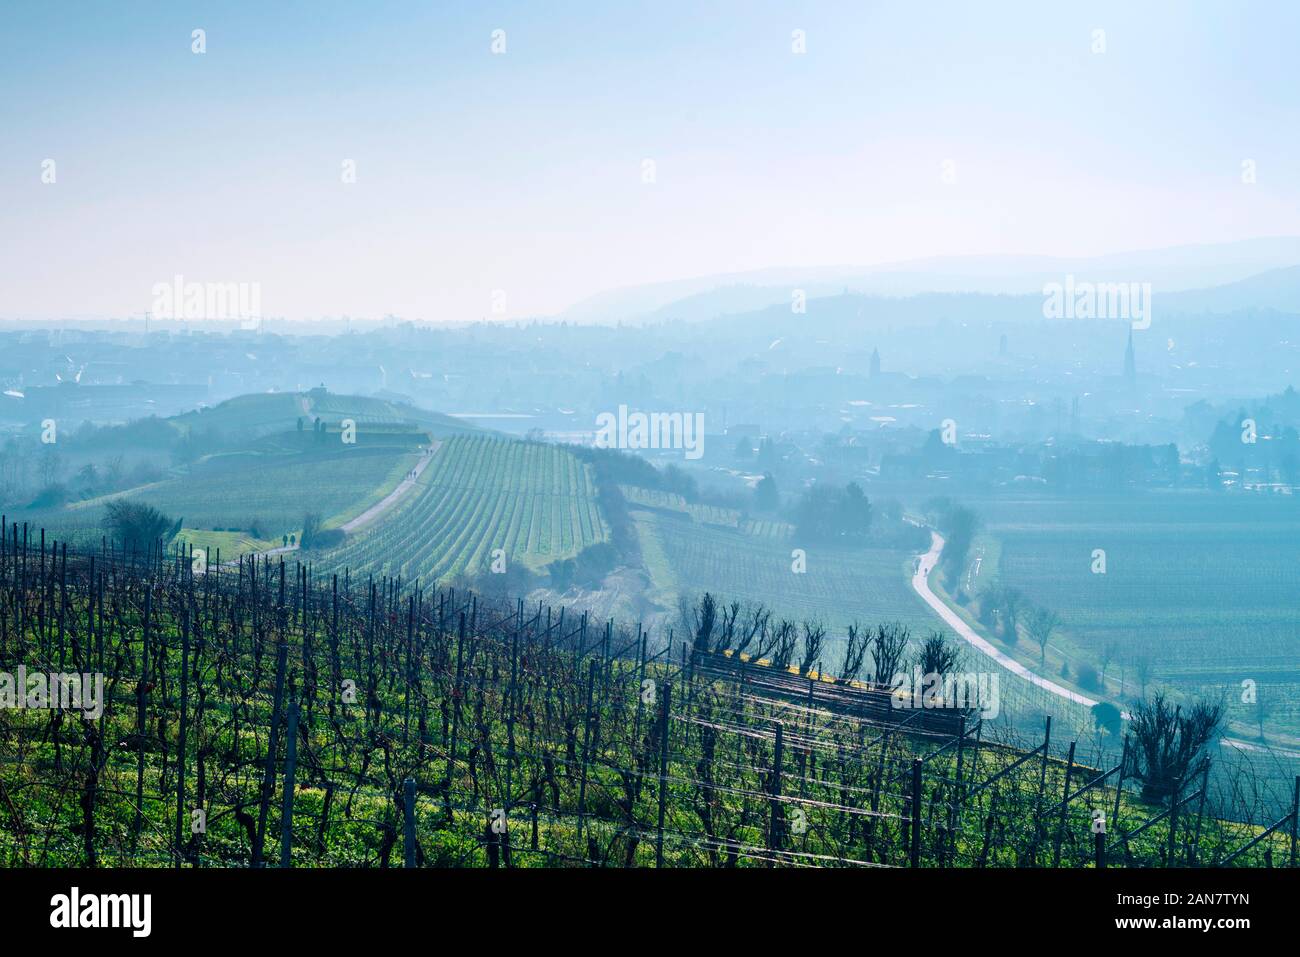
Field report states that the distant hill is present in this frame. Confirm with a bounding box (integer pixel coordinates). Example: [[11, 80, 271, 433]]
[[4, 389, 485, 550], [560, 237, 1300, 324], [1159, 264, 1300, 316], [170, 388, 483, 441]]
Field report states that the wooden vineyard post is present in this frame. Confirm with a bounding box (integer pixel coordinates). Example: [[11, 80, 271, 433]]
[[403, 595, 414, 743], [1189, 764, 1210, 866], [799, 676, 814, 796], [1167, 775, 1182, 865], [446, 611, 466, 793], [631, 625, 647, 753], [767, 721, 785, 865], [655, 683, 672, 868], [910, 758, 923, 867], [1030, 715, 1052, 864], [1111, 735, 1128, 841], [133, 586, 151, 848], [949, 715, 967, 865], [253, 642, 289, 868], [174, 605, 191, 868], [1291, 776, 1299, 869], [575, 659, 597, 853], [1095, 829, 1106, 868], [505, 621, 519, 817], [404, 777, 417, 868], [58, 541, 66, 669], [279, 699, 300, 868], [1052, 740, 1076, 867]]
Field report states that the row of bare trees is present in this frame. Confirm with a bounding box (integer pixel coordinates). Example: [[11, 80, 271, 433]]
[[682, 591, 1230, 814], [684, 593, 971, 689]]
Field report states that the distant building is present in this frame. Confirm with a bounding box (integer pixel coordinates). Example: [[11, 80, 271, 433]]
[[869, 347, 881, 378], [1123, 329, 1136, 385]]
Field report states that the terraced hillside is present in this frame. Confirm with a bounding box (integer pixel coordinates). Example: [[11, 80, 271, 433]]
[[318, 435, 608, 582]]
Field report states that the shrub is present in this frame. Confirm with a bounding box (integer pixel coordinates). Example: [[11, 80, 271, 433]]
[[105, 500, 174, 552], [29, 483, 70, 508], [1092, 701, 1122, 738], [299, 512, 344, 550], [1076, 663, 1101, 691]]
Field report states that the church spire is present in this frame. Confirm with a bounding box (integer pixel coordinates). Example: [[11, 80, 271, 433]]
[[1123, 328, 1136, 385]]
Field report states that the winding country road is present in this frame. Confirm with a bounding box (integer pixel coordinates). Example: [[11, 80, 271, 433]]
[[229, 441, 440, 563], [911, 529, 1300, 759], [911, 530, 1101, 708], [340, 440, 439, 533]]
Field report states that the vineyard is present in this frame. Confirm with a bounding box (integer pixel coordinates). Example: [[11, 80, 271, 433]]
[[317, 436, 608, 583], [620, 485, 793, 537], [0, 522, 1295, 870], [966, 492, 1300, 741], [631, 506, 934, 635]]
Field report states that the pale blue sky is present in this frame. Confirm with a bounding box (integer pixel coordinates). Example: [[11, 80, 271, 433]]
[[1, 0, 1296, 321]]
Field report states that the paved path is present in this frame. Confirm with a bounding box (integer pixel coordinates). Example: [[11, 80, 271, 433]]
[[911, 529, 1300, 758], [220, 442, 440, 566], [340, 440, 439, 533], [911, 530, 1101, 708]]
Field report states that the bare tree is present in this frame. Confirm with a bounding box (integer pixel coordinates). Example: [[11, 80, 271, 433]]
[[1128, 692, 1223, 804], [869, 622, 910, 687], [732, 604, 771, 662], [770, 619, 798, 670], [1099, 641, 1117, 684], [839, 622, 869, 682], [1025, 607, 1060, 665], [104, 454, 125, 489], [692, 592, 717, 656], [713, 601, 741, 655], [998, 587, 1025, 643], [916, 630, 963, 678], [38, 445, 62, 487], [797, 621, 826, 675], [976, 583, 1001, 630], [1253, 687, 1271, 742], [1134, 653, 1156, 697]]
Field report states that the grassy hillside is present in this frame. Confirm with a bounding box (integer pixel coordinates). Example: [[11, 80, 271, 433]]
[[25, 433, 421, 549], [2, 389, 478, 554], [171, 389, 481, 441]]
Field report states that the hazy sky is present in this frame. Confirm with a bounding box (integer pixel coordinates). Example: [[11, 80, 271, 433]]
[[1, 0, 1297, 321]]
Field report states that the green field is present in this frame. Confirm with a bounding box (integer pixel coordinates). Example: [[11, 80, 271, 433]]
[[318, 435, 608, 582], [963, 491, 1300, 742]]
